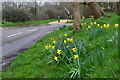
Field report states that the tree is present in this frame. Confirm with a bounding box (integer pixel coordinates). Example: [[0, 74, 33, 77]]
[[87, 2, 106, 19], [72, 2, 81, 31]]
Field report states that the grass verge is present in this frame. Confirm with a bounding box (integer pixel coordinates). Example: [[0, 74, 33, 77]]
[[3, 13, 119, 78], [1, 19, 58, 27]]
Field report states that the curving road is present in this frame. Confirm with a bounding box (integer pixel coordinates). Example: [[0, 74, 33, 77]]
[[1, 23, 71, 63]]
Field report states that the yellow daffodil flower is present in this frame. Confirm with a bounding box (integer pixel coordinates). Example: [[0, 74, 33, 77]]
[[74, 54, 78, 59], [67, 38, 70, 41], [82, 17, 85, 19], [91, 15, 94, 17], [57, 49, 62, 55], [64, 40, 67, 44], [64, 34, 67, 37], [94, 22, 97, 25], [107, 24, 110, 27], [90, 22, 93, 25], [48, 45, 51, 48], [97, 24, 100, 27], [69, 38, 74, 42], [66, 46, 69, 48], [72, 47, 77, 52], [81, 23, 84, 25], [88, 25, 91, 28], [53, 41, 56, 44], [52, 46, 55, 49], [104, 24, 108, 28], [114, 24, 118, 27], [45, 46, 49, 49], [51, 38, 54, 40], [84, 23, 86, 25], [54, 56, 58, 61], [100, 26, 103, 28]]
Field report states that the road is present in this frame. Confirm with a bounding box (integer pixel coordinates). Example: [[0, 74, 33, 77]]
[[1, 23, 71, 63]]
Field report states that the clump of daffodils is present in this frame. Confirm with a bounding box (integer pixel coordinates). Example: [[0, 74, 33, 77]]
[[45, 45, 55, 50], [67, 38, 74, 42]]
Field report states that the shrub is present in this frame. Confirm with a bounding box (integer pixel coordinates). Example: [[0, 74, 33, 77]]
[[2, 9, 30, 22]]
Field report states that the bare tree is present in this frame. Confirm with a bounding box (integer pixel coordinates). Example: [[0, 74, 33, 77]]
[[72, 2, 81, 31]]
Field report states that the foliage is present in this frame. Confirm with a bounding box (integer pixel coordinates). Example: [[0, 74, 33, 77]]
[[2, 9, 30, 22]]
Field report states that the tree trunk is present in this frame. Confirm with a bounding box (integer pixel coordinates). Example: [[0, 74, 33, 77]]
[[118, 1, 120, 16], [87, 2, 106, 19], [72, 2, 81, 31]]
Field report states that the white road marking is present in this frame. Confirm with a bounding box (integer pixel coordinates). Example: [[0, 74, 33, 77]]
[[7, 32, 23, 38], [28, 28, 38, 32]]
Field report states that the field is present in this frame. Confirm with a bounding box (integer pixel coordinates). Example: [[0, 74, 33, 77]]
[[3, 13, 119, 78]]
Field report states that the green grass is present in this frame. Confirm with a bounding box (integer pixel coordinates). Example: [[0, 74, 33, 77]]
[[67, 19, 74, 23], [3, 13, 119, 78], [1, 19, 58, 27]]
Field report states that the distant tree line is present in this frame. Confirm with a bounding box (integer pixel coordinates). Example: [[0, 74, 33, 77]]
[[2, 2, 119, 22]]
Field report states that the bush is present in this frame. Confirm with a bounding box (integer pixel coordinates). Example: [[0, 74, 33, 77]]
[[2, 9, 30, 22]]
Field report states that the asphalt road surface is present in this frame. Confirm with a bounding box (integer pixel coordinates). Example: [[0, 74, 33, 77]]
[[1, 23, 71, 63]]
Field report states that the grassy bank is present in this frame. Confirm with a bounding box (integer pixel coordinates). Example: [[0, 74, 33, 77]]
[[3, 13, 119, 78], [1, 19, 58, 27]]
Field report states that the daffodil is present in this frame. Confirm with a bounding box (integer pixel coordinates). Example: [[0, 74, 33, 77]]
[[51, 38, 54, 40], [88, 25, 91, 28], [48, 45, 51, 48], [54, 56, 58, 61], [114, 24, 118, 27], [66, 46, 69, 48], [69, 38, 74, 42], [100, 26, 103, 28], [72, 47, 77, 52], [97, 24, 100, 27], [45, 46, 49, 49], [104, 24, 108, 28], [90, 22, 93, 25], [57, 49, 62, 55], [67, 38, 70, 41], [64, 34, 67, 37], [74, 54, 78, 59], [53, 41, 56, 44], [84, 23, 86, 25], [82, 17, 85, 19], [91, 15, 94, 17], [52, 46, 55, 49], [107, 24, 110, 27], [64, 40, 67, 44], [81, 23, 84, 25], [94, 22, 97, 25]]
